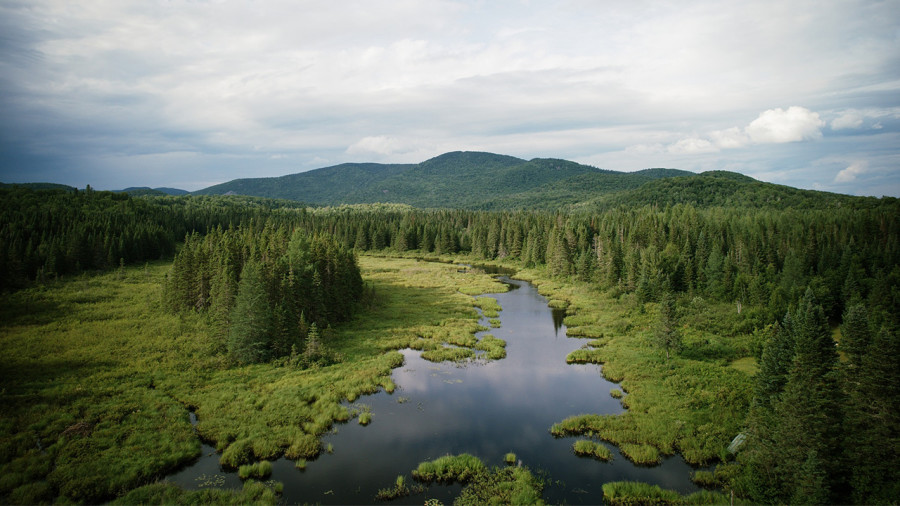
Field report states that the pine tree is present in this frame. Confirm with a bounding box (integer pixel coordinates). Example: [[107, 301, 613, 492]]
[[227, 259, 273, 364], [771, 289, 842, 503], [752, 321, 794, 410], [654, 292, 681, 360]]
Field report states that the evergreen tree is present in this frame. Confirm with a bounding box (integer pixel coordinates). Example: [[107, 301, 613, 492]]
[[654, 292, 681, 359], [752, 321, 794, 410], [227, 260, 273, 364], [771, 289, 842, 503]]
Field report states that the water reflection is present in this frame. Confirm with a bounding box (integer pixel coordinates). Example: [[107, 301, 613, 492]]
[[166, 277, 701, 504]]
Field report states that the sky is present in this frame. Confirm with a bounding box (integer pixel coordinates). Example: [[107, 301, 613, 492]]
[[1, 0, 898, 196]]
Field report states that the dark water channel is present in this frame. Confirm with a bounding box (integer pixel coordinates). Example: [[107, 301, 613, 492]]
[[167, 274, 700, 504]]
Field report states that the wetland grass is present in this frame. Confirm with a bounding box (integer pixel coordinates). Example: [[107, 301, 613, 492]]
[[0, 256, 507, 503], [412, 454, 486, 483], [410, 454, 545, 505], [112, 481, 280, 505], [572, 440, 613, 461], [474, 296, 501, 318], [602, 481, 728, 505], [504, 453, 517, 465], [610, 388, 623, 399], [474, 334, 507, 360], [517, 265, 755, 466], [237, 461, 272, 480]]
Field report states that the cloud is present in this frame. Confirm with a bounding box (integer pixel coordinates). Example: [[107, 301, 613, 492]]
[[1, 1, 898, 196], [831, 111, 864, 130], [665, 106, 825, 154], [667, 137, 718, 154], [745, 106, 825, 143], [834, 161, 867, 183]]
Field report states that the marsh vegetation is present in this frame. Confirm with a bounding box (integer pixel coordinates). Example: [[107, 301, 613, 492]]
[[1, 186, 897, 504]]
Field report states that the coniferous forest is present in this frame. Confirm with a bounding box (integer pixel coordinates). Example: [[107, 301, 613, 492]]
[[1, 179, 898, 504]]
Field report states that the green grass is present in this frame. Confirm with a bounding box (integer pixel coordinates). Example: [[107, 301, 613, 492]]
[[489, 318, 502, 328], [474, 334, 507, 360], [421, 346, 475, 362], [619, 443, 660, 465], [610, 388, 624, 399], [602, 481, 728, 505], [520, 265, 755, 466], [572, 440, 613, 461], [112, 481, 281, 505], [504, 452, 517, 465], [565, 347, 604, 364], [0, 256, 508, 503], [474, 297, 501, 318], [412, 454, 487, 483], [410, 454, 545, 505], [358, 411, 372, 426], [455, 466, 545, 506], [374, 474, 423, 501], [237, 461, 272, 480]]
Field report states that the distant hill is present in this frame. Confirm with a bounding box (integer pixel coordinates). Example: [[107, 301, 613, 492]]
[[194, 151, 692, 210], [116, 187, 189, 196], [0, 182, 76, 192], [580, 170, 893, 210]]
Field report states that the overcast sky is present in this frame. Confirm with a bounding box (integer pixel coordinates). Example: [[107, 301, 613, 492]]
[[1, 0, 898, 196]]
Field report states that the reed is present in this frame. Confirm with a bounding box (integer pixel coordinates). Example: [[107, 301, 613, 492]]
[[572, 440, 613, 461], [237, 461, 272, 480], [411, 454, 486, 483]]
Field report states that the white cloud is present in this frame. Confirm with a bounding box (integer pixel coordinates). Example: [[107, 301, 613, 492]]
[[834, 161, 867, 183], [662, 106, 825, 154], [709, 127, 750, 149], [667, 137, 718, 154], [1, 1, 899, 196], [831, 110, 864, 130], [346, 136, 406, 157], [745, 106, 825, 143]]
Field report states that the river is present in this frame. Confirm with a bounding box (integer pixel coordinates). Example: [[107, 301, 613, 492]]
[[167, 273, 700, 504]]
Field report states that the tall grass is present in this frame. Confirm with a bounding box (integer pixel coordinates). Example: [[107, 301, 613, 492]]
[[0, 256, 508, 503], [518, 265, 755, 467], [602, 481, 728, 505], [412, 454, 487, 483], [572, 440, 613, 461], [237, 461, 272, 480]]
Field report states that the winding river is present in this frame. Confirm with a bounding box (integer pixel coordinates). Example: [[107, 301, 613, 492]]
[[167, 273, 701, 504]]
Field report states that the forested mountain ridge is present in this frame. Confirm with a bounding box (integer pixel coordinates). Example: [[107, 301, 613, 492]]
[[192, 151, 692, 209], [191, 150, 887, 210], [581, 170, 893, 211]]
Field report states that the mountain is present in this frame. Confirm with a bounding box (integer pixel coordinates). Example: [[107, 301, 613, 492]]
[[580, 170, 892, 210], [116, 187, 189, 196], [194, 151, 691, 209], [0, 182, 76, 191], [193, 151, 892, 210]]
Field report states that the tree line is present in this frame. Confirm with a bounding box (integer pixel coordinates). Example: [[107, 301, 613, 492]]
[[164, 222, 363, 364], [0, 186, 308, 291], [736, 291, 898, 504]]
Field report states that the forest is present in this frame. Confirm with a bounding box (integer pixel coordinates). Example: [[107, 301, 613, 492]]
[[1, 184, 898, 504]]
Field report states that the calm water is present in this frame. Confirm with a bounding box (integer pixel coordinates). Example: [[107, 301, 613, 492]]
[[167, 275, 700, 504]]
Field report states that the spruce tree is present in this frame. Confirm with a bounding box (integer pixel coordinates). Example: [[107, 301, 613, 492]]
[[227, 259, 273, 364], [654, 292, 681, 360], [771, 289, 842, 503]]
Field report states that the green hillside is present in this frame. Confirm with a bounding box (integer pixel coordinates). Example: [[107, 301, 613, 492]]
[[193, 151, 689, 209], [581, 170, 892, 210], [191, 151, 889, 211], [117, 187, 189, 196]]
